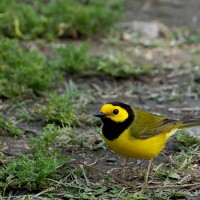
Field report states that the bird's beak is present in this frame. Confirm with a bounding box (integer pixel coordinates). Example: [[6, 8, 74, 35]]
[[93, 112, 107, 118]]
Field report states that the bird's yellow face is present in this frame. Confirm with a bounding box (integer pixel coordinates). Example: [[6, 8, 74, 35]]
[[100, 104, 129, 123], [93, 102, 134, 141]]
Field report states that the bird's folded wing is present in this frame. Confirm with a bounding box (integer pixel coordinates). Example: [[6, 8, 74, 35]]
[[130, 107, 177, 139]]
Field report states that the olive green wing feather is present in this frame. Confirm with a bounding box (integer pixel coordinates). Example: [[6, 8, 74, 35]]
[[130, 107, 177, 139]]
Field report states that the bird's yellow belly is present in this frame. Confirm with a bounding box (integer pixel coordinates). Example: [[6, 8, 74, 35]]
[[102, 129, 173, 159]]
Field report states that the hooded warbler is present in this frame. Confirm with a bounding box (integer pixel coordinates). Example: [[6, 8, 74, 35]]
[[93, 102, 200, 185]]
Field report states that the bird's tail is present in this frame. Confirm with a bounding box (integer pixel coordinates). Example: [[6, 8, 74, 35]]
[[177, 119, 200, 129]]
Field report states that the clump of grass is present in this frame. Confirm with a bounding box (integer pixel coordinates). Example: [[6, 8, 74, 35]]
[[55, 126, 91, 151], [0, 0, 40, 38], [176, 130, 200, 151], [0, 124, 95, 195], [151, 130, 200, 189], [53, 43, 152, 77], [0, 0, 124, 39], [0, 153, 64, 191], [0, 115, 25, 136], [0, 124, 69, 192], [123, 190, 148, 200], [30, 124, 61, 153], [42, 91, 79, 125], [53, 43, 90, 73], [94, 52, 152, 78], [0, 39, 57, 98]]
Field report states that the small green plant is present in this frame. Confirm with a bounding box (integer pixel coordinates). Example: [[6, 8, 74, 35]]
[[0, 0, 124, 39], [30, 124, 60, 153], [0, 153, 64, 190], [0, 124, 69, 191], [176, 130, 200, 151], [0, 0, 40, 38], [15, 103, 34, 123], [0, 39, 57, 98], [94, 52, 152, 78], [56, 126, 91, 151], [0, 115, 25, 136], [53, 44, 153, 78], [42, 91, 79, 125], [53, 43, 90, 73]]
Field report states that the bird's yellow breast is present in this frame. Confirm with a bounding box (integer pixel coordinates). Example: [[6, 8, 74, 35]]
[[102, 128, 177, 159]]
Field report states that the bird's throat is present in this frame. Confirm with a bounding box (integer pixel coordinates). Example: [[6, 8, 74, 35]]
[[102, 116, 133, 141]]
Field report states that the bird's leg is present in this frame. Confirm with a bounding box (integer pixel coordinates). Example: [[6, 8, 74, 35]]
[[144, 159, 153, 187]]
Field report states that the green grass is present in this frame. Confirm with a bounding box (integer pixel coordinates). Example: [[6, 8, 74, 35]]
[[0, 39, 153, 100], [1, 101, 199, 199], [0, 0, 124, 40], [55, 126, 90, 151], [0, 124, 130, 199], [0, 124, 69, 193], [30, 124, 61, 153], [41, 91, 79, 125], [0, 39, 155, 101], [53, 43, 153, 77], [0, 115, 25, 136], [0, 153, 65, 191], [0, 39, 58, 98], [53, 43, 91, 73], [94, 51, 152, 78], [176, 130, 200, 151], [174, 27, 200, 45]]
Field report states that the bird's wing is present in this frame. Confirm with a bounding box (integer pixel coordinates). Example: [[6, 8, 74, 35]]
[[130, 107, 177, 139]]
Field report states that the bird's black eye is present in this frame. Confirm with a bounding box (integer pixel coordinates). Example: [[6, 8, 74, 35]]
[[113, 109, 119, 115]]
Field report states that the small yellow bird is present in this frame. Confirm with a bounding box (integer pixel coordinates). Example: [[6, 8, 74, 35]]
[[93, 102, 200, 185]]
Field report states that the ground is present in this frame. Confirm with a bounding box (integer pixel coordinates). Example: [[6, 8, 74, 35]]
[[0, 0, 200, 199]]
